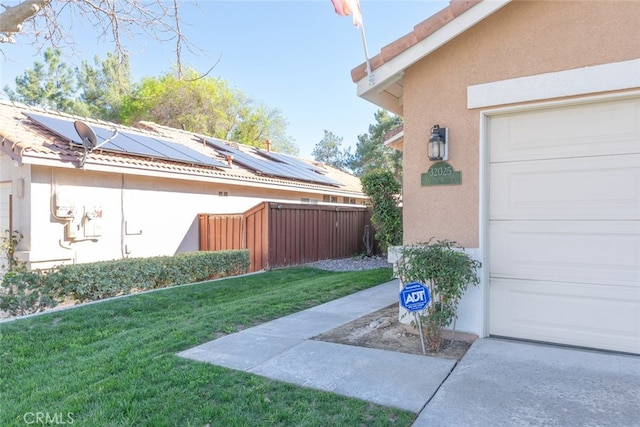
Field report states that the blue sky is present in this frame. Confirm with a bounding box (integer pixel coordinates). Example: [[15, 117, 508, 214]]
[[0, 1, 448, 158]]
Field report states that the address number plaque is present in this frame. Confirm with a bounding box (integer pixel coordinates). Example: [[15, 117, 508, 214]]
[[421, 162, 462, 186]]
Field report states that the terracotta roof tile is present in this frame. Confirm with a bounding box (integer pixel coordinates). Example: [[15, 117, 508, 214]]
[[380, 32, 419, 63], [413, 6, 455, 39], [351, 0, 481, 82], [383, 124, 404, 142], [0, 101, 365, 196], [450, 0, 481, 17]]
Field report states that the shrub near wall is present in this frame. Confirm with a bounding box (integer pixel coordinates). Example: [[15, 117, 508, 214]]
[[360, 171, 402, 253], [46, 250, 250, 303]]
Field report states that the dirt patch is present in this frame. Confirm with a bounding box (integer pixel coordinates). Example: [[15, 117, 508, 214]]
[[313, 304, 474, 360]]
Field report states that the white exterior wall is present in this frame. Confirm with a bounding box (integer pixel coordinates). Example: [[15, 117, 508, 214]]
[[1, 155, 31, 255], [13, 165, 351, 269]]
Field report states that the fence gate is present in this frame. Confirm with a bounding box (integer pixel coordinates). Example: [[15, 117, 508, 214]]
[[199, 202, 375, 272]]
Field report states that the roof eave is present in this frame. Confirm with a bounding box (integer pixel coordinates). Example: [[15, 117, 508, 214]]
[[353, 0, 512, 113], [13, 151, 367, 197], [384, 130, 404, 151]]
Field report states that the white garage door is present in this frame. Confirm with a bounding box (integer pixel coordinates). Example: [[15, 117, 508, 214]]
[[489, 96, 640, 354]]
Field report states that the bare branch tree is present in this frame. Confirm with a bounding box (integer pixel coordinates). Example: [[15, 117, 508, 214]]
[[0, 0, 49, 42], [0, 0, 196, 73]]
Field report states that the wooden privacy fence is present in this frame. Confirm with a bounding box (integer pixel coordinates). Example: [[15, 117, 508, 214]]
[[199, 202, 377, 272]]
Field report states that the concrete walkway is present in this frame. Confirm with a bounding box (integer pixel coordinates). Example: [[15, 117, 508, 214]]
[[178, 280, 456, 412], [178, 279, 640, 425], [414, 338, 640, 426]]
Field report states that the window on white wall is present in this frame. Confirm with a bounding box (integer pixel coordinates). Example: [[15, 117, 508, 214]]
[[323, 195, 339, 203]]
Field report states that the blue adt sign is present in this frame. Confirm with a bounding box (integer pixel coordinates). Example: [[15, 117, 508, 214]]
[[399, 282, 430, 312]]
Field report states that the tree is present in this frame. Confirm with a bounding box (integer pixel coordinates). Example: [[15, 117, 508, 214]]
[[120, 70, 299, 155], [3, 47, 76, 112], [0, 0, 192, 77], [360, 170, 402, 254], [230, 104, 298, 155], [311, 130, 349, 169], [348, 110, 403, 181], [4, 53, 298, 154], [74, 53, 132, 122], [3, 49, 132, 120]]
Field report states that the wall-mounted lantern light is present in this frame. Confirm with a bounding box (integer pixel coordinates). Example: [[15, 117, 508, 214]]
[[428, 125, 448, 161]]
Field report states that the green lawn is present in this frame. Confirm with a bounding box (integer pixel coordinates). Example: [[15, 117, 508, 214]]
[[0, 267, 415, 426]]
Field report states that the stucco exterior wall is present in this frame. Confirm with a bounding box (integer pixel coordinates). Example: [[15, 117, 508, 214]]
[[1, 157, 31, 249], [402, 0, 640, 248], [11, 165, 360, 269]]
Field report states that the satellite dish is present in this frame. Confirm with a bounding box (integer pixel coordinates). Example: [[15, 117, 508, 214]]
[[74, 121, 98, 149], [73, 121, 119, 168]]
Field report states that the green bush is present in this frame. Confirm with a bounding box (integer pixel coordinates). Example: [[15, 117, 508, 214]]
[[0, 268, 58, 316], [360, 171, 402, 253], [395, 240, 481, 352], [0, 229, 58, 316], [1, 230, 23, 271], [45, 250, 250, 303]]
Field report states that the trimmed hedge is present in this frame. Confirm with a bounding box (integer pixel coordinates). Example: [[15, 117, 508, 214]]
[[47, 250, 250, 302], [0, 269, 56, 316], [1, 250, 250, 314]]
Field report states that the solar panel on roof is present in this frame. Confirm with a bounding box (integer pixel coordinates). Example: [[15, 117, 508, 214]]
[[88, 126, 129, 152], [25, 112, 228, 169], [204, 137, 343, 187], [254, 149, 326, 173], [205, 138, 287, 176], [253, 149, 344, 186], [119, 131, 198, 164], [266, 156, 343, 186], [166, 140, 227, 167]]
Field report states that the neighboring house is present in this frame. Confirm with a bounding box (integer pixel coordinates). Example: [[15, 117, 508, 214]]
[[351, 0, 640, 354], [0, 101, 368, 270]]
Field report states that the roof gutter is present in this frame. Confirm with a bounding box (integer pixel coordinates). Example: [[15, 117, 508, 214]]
[[15, 152, 367, 198]]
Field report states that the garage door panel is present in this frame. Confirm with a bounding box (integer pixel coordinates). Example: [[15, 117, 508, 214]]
[[490, 154, 640, 220], [489, 96, 640, 354], [490, 98, 640, 162], [490, 221, 640, 286], [490, 278, 640, 354]]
